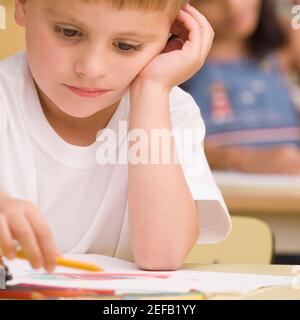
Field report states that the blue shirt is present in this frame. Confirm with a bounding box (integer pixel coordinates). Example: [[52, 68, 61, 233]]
[[181, 55, 300, 148]]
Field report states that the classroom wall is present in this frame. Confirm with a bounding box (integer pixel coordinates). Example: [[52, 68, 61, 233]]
[[0, 0, 25, 60]]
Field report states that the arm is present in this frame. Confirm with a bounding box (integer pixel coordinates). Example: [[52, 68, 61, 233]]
[[128, 4, 214, 271], [204, 145, 300, 174], [204, 145, 245, 171], [128, 81, 200, 271]]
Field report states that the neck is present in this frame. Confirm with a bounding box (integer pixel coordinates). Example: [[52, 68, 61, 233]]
[[36, 85, 119, 147], [208, 37, 250, 61]]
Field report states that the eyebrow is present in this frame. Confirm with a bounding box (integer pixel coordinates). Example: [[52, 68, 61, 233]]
[[45, 8, 158, 40], [46, 8, 84, 25], [114, 31, 157, 40]]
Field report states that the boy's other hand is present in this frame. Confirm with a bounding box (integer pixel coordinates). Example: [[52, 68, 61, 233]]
[[0, 193, 59, 272], [133, 4, 214, 91]]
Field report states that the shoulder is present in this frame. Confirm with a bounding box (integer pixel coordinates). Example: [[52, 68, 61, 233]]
[[0, 52, 30, 112], [0, 51, 28, 79], [0, 52, 29, 99]]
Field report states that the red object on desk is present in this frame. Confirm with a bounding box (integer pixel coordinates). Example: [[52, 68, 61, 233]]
[[0, 286, 115, 299], [0, 290, 45, 300]]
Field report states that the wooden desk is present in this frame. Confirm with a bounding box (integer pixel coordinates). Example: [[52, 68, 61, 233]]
[[213, 171, 300, 214], [1, 264, 299, 300], [213, 171, 300, 255], [184, 263, 300, 300], [220, 187, 300, 214]]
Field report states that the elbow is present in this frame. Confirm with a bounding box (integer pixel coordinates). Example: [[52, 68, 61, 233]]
[[132, 214, 201, 272], [136, 260, 184, 272], [134, 254, 185, 271]]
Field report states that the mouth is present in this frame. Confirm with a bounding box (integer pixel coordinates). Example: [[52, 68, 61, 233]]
[[64, 85, 112, 98]]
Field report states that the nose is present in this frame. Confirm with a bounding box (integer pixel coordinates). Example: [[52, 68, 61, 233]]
[[74, 43, 110, 79]]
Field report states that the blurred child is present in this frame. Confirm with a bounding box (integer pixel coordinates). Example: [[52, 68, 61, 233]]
[[0, 0, 231, 272], [182, 0, 300, 174]]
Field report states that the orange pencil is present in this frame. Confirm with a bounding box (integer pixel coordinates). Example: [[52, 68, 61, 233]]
[[16, 250, 103, 272]]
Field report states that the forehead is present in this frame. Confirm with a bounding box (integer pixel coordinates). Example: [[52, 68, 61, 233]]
[[80, 0, 172, 12], [35, 0, 173, 35]]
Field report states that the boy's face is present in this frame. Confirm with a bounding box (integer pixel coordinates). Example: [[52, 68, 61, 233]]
[[15, 0, 173, 118]]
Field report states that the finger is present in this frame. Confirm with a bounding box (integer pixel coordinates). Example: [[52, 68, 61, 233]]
[[178, 10, 202, 63], [182, 3, 210, 24], [182, 4, 215, 59], [176, 9, 202, 54], [0, 215, 16, 259], [170, 21, 189, 42], [183, 3, 213, 31], [26, 209, 58, 272], [9, 214, 44, 269]]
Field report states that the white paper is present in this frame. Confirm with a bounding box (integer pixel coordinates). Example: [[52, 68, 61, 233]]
[[4, 254, 294, 295], [176, 270, 293, 294]]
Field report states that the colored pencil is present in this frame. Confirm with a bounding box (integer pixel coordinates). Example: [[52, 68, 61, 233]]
[[16, 250, 103, 272]]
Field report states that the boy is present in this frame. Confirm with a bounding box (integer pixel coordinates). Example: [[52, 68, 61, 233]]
[[0, 0, 231, 272]]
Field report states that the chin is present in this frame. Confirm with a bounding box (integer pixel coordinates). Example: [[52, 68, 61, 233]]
[[234, 28, 255, 39], [60, 105, 107, 118], [239, 22, 258, 37]]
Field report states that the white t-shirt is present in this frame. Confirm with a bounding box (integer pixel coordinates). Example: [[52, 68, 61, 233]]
[[0, 52, 231, 261]]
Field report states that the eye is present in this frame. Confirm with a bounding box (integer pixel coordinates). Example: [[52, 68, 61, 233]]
[[54, 26, 82, 38], [116, 42, 142, 53], [118, 43, 134, 51]]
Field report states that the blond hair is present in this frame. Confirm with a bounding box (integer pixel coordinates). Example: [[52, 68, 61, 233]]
[[81, 0, 190, 17]]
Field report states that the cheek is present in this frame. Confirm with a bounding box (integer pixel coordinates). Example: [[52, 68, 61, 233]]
[[114, 49, 163, 81], [250, 0, 262, 21], [26, 26, 69, 83]]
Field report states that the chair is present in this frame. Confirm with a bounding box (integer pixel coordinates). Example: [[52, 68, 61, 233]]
[[185, 216, 274, 264], [0, 0, 25, 60]]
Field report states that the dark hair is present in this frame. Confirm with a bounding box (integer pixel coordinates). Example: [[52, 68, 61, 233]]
[[248, 0, 288, 58]]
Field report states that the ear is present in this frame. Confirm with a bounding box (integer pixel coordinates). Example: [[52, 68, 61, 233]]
[[14, 0, 28, 27]]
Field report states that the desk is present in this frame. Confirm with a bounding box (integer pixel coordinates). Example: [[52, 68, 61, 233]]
[[213, 171, 300, 255], [213, 171, 300, 214], [1, 264, 299, 300], [184, 263, 300, 300], [220, 185, 300, 214]]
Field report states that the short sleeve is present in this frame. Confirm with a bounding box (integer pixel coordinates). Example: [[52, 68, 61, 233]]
[[170, 87, 232, 244]]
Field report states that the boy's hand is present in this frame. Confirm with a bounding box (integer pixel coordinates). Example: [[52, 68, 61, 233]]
[[0, 192, 58, 272], [133, 4, 214, 91]]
